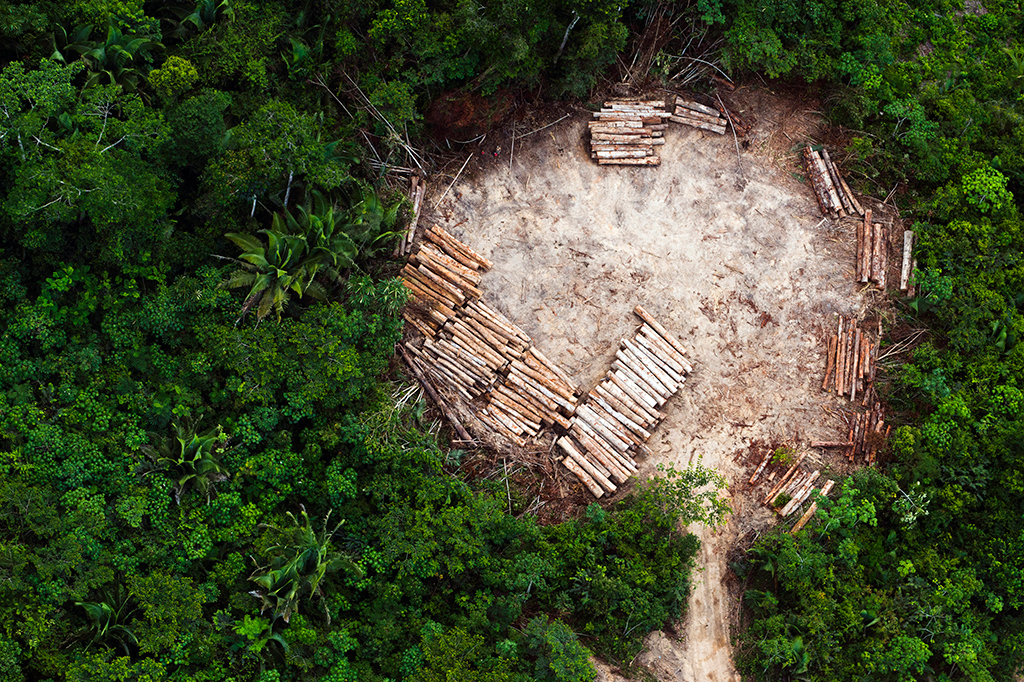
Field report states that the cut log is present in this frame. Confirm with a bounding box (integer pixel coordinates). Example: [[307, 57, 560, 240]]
[[634, 306, 689, 358], [625, 337, 683, 384], [835, 319, 847, 396], [669, 115, 726, 134], [595, 383, 650, 427], [597, 157, 662, 166], [588, 401, 644, 448], [748, 449, 774, 484], [900, 231, 914, 291], [860, 210, 872, 282], [822, 150, 854, 214], [618, 345, 675, 395], [429, 225, 494, 270], [588, 119, 644, 128], [870, 222, 882, 285], [672, 105, 725, 125], [675, 100, 721, 117], [789, 479, 835, 533], [526, 347, 578, 394], [634, 332, 685, 375], [571, 422, 637, 475], [835, 163, 864, 215], [603, 374, 662, 421], [593, 150, 653, 159], [560, 453, 604, 498], [638, 324, 692, 373], [591, 134, 655, 143], [878, 224, 888, 290], [576, 405, 632, 453], [855, 216, 865, 281], [612, 359, 669, 402], [559, 438, 617, 493], [417, 243, 484, 285], [811, 441, 854, 448], [780, 471, 821, 516], [822, 334, 838, 391], [850, 328, 861, 402], [810, 149, 844, 214], [763, 453, 807, 505]]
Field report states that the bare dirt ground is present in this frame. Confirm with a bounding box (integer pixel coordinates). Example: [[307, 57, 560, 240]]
[[429, 88, 871, 681]]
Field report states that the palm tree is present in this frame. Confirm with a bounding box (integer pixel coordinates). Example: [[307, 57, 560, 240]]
[[222, 192, 361, 321], [52, 24, 163, 91], [249, 508, 361, 624], [76, 585, 138, 654], [139, 420, 230, 504], [222, 229, 318, 322]]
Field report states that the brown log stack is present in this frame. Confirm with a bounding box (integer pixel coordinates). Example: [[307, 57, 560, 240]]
[[589, 100, 668, 167]]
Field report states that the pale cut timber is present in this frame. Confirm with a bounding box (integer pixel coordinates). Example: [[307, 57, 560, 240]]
[[571, 423, 636, 475], [675, 100, 720, 117], [594, 150, 653, 159], [748, 449, 774, 484], [417, 243, 484, 285], [604, 374, 661, 421], [850, 328, 861, 402], [834, 160, 865, 215], [576, 405, 632, 453], [855, 213, 865, 281], [612, 360, 669, 403], [560, 454, 604, 498], [429, 225, 494, 270], [763, 453, 807, 505], [597, 157, 661, 166], [673, 105, 725, 125], [634, 333, 685, 375], [591, 134, 655, 143], [423, 229, 480, 271], [625, 337, 683, 384], [587, 119, 643, 128], [510, 360, 577, 403], [790, 480, 836, 534], [526, 347, 578, 392], [822, 150, 853, 214], [565, 432, 629, 483], [810, 149, 844, 214], [860, 210, 872, 282], [595, 384, 651, 428], [870, 223, 883, 284], [618, 345, 676, 395], [781, 471, 821, 516], [507, 368, 575, 414], [593, 393, 651, 440], [639, 324, 692, 373], [901, 231, 915, 291], [634, 306, 689, 359], [669, 115, 726, 134]]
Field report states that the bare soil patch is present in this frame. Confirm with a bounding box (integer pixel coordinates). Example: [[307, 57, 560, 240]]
[[426, 89, 869, 681]]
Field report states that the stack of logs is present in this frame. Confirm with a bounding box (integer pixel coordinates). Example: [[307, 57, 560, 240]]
[[822, 315, 880, 405], [856, 209, 891, 289], [483, 347, 580, 447], [804, 145, 864, 219], [557, 306, 692, 498], [844, 402, 889, 463], [669, 100, 728, 135], [749, 449, 834, 529], [394, 175, 426, 257], [401, 225, 493, 337], [756, 451, 834, 517], [588, 100, 669, 166], [401, 225, 584, 447]]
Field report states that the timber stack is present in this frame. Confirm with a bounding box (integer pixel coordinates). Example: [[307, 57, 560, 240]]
[[588, 100, 669, 166], [821, 315, 881, 405], [483, 347, 580, 447], [803, 145, 864, 219], [900, 229, 916, 296], [557, 305, 693, 498], [855, 209, 891, 289], [401, 225, 493, 336], [747, 447, 835, 524], [670, 100, 728, 135]]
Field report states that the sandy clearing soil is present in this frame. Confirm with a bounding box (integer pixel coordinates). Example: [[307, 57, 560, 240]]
[[430, 94, 867, 681]]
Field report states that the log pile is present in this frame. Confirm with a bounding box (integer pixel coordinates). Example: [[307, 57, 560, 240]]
[[669, 100, 727, 135], [821, 315, 880, 404], [588, 100, 669, 166], [855, 209, 891, 289], [846, 402, 889, 463], [484, 347, 580, 446], [402, 225, 494, 336], [557, 305, 693, 497], [803, 145, 864, 219], [761, 455, 832, 518]]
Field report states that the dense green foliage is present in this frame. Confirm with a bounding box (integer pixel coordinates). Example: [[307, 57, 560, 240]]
[[0, 3, 730, 680]]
